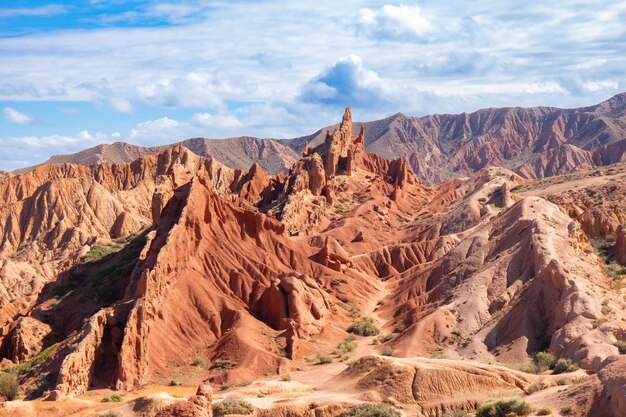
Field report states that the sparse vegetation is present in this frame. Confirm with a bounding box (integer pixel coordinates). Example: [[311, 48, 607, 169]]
[[348, 317, 380, 336], [0, 372, 19, 401], [338, 340, 358, 353], [378, 333, 395, 343], [593, 317, 609, 329], [317, 354, 333, 364], [381, 347, 393, 356], [81, 244, 121, 264], [536, 408, 552, 416], [211, 359, 236, 370], [213, 399, 254, 416], [526, 382, 546, 394], [338, 403, 401, 417], [533, 351, 555, 372], [6, 343, 58, 375], [281, 373, 292, 382], [475, 397, 533, 417], [556, 378, 569, 386], [614, 340, 626, 354], [560, 405, 574, 415], [169, 380, 181, 387], [552, 358, 578, 374], [191, 358, 204, 367], [101, 393, 123, 402]]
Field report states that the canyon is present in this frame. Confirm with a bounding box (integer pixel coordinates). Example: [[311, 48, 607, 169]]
[[0, 106, 625, 417]]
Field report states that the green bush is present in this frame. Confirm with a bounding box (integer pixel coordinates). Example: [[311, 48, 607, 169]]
[[533, 351, 555, 372], [536, 408, 552, 416], [614, 340, 626, 354], [169, 380, 181, 387], [526, 382, 546, 394], [338, 403, 401, 417], [348, 317, 380, 336], [379, 334, 395, 343], [211, 359, 236, 370], [475, 397, 533, 417], [553, 359, 578, 374], [213, 399, 254, 416], [381, 347, 393, 356], [0, 372, 19, 401], [317, 354, 333, 364], [338, 340, 358, 353], [101, 393, 123, 402]]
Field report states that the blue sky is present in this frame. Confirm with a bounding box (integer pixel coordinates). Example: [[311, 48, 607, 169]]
[[1, 0, 625, 169]]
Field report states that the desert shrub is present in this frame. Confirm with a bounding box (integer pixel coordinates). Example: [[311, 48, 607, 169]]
[[614, 340, 626, 354], [169, 380, 181, 387], [379, 334, 395, 343], [213, 399, 254, 416], [475, 397, 533, 417], [533, 351, 555, 372], [338, 340, 358, 353], [190, 358, 204, 367], [381, 347, 393, 356], [560, 405, 574, 415], [553, 359, 578, 374], [556, 378, 569, 386], [338, 403, 401, 417], [281, 373, 292, 382], [442, 411, 471, 417], [211, 359, 236, 370], [348, 317, 380, 336], [536, 408, 552, 416], [317, 354, 333, 364], [592, 317, 608, 329], [101, 393, 123, 402], [526, 382, 546, 394], [0, 372, 19, 401]]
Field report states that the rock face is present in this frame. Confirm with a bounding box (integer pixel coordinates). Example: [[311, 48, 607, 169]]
[[1, 107, 625, 411], [154, 384, 213, 417], [335, 356, 533, 416]]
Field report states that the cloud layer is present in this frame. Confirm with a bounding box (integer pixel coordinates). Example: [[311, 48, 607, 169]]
[[1, 1, 625, 169]]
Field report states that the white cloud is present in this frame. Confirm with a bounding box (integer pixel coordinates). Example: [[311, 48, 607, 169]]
[[192, 113, 242, 128], [582, 80, 619, 92], [136, 72, 228, 109], [357, 4, 433, 42], [0, 5, 66, 19], [3, 107, 34, 125]]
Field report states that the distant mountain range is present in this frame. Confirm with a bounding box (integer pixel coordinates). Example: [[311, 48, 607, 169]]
[[20, 92, 626, 184]]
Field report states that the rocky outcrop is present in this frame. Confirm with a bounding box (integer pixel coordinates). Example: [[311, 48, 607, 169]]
[[5, 317, 51, 363], [154, 384, 213, 417], [335, 356, 533, 415]]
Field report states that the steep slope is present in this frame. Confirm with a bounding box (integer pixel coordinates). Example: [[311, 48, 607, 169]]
[[1, 108, 625, 417]]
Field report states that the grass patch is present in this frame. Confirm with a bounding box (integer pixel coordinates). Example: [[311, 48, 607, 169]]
[[5, 343, 58, 375], [338, 403, 401, 417], [210, 359, 236, 370], [213, 399, 254, 416], [81, 244, 121, 264], [348, 317, 380, 336], [317, 354, 333, 365], [476, 397, 532, 417], [101, 393, 123, 402]]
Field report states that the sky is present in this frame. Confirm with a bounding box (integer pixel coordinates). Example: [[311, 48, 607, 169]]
[[1, 1, 625, 170]]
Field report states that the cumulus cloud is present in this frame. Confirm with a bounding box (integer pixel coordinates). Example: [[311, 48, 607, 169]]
[[357, 4, 434, 42], [192, 112, 242, 128], [3, 107, 34, 125], [299, 55, 390, 107]]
